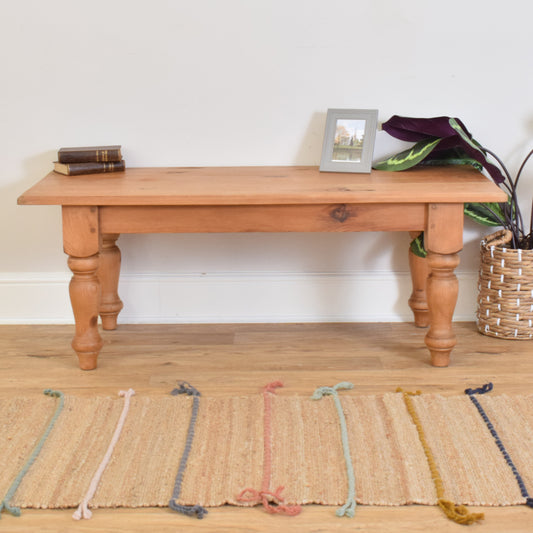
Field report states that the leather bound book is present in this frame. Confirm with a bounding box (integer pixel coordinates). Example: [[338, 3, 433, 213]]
[[57, 145, 122, 163], [53, 160, 126, 176]]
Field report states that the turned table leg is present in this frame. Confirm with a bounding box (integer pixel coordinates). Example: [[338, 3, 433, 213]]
[[99, 233, 123, 330], [63, 206, 103, 370], [408, 231, 429, 327], [68, 254, 104, 370], [424, 203, 464, 367], [424, 252, 460, 367]]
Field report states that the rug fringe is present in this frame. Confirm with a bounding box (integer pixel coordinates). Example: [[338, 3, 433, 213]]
[[397, 387, 484, 525], [312, 382, 356, 518], [0, 389, 64, 519], [73, 389, 135, 520], [168, 381, 208, 519], [465, 383, 533, 509], [237, 381, 302, 516]]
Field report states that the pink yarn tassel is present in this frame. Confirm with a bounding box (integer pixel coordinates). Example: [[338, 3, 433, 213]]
[[237, 381, 301, 516], [73, 389, 135, 520]]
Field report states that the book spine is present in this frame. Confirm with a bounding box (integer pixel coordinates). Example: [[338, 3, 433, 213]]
[[55, 160, 125, 175], [58, 148, 122, 163]]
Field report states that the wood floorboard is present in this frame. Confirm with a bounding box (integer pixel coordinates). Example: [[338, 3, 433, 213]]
[[1, 322, 532, 531]]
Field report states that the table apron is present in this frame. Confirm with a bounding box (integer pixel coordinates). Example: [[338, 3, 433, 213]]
[[99, 203, 428, 234]]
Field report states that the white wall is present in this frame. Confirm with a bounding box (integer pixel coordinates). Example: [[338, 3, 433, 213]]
[[1, 0, 532, 323]]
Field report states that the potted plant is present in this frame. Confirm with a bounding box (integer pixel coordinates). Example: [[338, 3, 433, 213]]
[[374, 115, 533, 338]]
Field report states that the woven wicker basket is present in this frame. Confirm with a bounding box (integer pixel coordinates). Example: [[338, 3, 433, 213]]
[[477, 229, 533, 339]]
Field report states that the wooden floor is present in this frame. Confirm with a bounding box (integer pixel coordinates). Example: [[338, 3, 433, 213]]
[[1, 321, 532, 532]]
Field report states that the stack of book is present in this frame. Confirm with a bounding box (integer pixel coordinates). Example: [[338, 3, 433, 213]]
[[53, 145, 125, 175]]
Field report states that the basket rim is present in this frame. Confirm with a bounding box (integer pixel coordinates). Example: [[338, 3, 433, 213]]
[[481, 229, 513, 249]]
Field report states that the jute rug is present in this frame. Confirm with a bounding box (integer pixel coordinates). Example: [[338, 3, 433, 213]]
[[1, 384, 533, 515]]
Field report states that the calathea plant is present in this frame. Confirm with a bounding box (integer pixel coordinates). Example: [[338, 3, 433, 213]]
[[374, 115, 533, 256]]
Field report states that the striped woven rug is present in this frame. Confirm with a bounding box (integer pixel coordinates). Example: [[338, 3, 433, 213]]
[[1, 384, 533, 518]]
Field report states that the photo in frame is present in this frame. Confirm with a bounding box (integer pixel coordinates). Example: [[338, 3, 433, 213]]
[[319, 109, 378, 173]]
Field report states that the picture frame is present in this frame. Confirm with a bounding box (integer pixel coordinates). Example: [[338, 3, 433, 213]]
[[319, 108, 378, 173]]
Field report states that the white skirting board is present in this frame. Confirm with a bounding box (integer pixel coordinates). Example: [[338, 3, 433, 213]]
[[0, 270, 479, 324]]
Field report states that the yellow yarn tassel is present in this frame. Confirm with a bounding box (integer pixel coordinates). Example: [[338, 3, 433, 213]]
[[438, 499, 484, 526], [396, 388, 484, 525]]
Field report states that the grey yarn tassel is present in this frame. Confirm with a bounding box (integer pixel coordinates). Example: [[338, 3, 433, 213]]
[[168, 382, 208, 519]]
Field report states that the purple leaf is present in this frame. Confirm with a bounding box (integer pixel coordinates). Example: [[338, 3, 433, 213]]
[[382, 115, 473, 142], [381, 115, 505, 184]]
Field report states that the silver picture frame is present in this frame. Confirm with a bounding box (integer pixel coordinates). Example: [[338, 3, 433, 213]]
[[319, 108, 378, 173]]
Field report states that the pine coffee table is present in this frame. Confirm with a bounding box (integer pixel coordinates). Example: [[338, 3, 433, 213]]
[[18, 166, 506, 370]]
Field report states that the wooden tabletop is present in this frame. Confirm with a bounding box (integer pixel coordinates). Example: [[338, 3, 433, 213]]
[[17, 166, 507, 206]]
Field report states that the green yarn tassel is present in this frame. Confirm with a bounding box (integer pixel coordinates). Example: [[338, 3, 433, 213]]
[[312, 382, 356, 518], [0, 389, 64, 518]]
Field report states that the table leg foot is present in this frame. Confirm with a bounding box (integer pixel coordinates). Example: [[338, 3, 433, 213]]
[[428, 349, 453, 368], [410, 304, 430, 329], [68, 254, 104, 370], [75, 351, 100, 371], [408, 235, 430, 328], [99, 234, 123, 331], [424, 252, 460, 368]]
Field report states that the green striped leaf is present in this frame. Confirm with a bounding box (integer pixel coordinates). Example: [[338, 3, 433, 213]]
[[449, 118, 486, 157], [418, 157, 482, 169], [373, 138, 441, 171], [448, 118, 506, 184], [410, 233, 427, 258], [417, 147, 483, 170], [464, 202, 507, 226]]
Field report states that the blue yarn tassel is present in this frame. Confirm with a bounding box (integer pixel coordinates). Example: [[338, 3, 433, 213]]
[[465, 383, 533, 509]]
